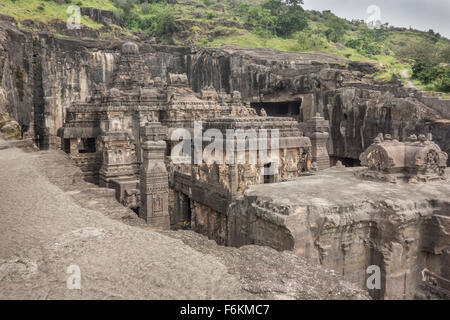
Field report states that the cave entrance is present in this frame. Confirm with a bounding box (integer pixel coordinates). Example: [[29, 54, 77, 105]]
[[78, 138, 96, 154], [330, 157, 361, 167], [264, 163, 275, 184], [250, 100, 302, 120], [63, 139, 71, 154]]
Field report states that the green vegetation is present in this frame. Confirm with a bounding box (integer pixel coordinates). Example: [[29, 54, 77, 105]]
[[0, 0, 109, 29], [322, 12, 349, 43], [395, 38, 450, 92], [1, 0, 449, 93]]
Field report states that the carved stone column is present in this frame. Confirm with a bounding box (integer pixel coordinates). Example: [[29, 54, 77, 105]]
[[303, 113, 330, 170], [139, 122, 170, 229]]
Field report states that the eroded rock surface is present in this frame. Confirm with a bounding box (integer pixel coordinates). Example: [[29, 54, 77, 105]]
[[238, 167, 450, 300], [0, 12, 448, 301], [0, 141, 368, 300], [0, 15, 447, 164]]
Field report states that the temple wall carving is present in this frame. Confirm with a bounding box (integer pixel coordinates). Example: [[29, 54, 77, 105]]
[[138, 122, 170, 229], [234, 170, 449, 299]]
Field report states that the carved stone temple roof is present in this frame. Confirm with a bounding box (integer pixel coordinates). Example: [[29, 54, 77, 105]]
[[202, 116, 311, 149], [121, 41, 139, 55]]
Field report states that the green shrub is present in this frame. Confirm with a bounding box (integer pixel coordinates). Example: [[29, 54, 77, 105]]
[[345, 39, 362, 49], [237, 2, 250, 15], [51, 0, 72, 4], [139, 16, 156, 31], [440, 45, 450, 62], [155, 11, 178, 38], [435, 76, 450, 92], [205, 11, 217, 20], [124, 12, 142, 30], [434, 66, 450, 92], [276, 6, 307, 37], [360, 42, 382, 56], [113, 8, 125, 21], [238, 0, 308, 38], [345, 38, 381, 57], [322, 12, 348, 43], [202, 0, 214, 6], [246, 7, 277, 36], [141, 2, 150, 15], [412, 62, 440, 84], [297, 31, 327, 51]]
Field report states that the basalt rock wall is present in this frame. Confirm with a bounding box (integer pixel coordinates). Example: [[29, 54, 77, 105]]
[[187, 46, 449, 163], [0, 18, 118, 146], [323, 87, 447, 162], [0, 17, 189, 148], [0, 17, 34, 135], [0, 16, 448, 161], [237, 169, 450, 299]]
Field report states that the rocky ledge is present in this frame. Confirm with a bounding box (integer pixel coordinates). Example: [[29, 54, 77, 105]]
[[0, 141, 368, 300]]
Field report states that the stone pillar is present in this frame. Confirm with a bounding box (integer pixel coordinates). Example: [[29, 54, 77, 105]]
[[139, 122, 170, 229], [303, 113, 330, 170]]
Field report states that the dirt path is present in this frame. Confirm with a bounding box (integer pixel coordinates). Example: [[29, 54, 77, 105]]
[[400, 69, 417, 89]]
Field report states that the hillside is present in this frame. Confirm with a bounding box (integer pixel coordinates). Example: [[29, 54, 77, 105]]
[[1, 0, 449, 96]]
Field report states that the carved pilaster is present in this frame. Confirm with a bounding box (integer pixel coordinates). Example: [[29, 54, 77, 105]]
[[303, 113, 330, 170], [139, 122, 170, 228]]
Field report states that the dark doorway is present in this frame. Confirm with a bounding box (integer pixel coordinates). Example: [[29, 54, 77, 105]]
[[187, 199, 192, 222], [173, 193, 192, 229], [264, 163, 275, 184], [330, 156, 361, 167], [63, 139, 71, 154], [78, 138, 96, 154], [251, 100, 302, 120]]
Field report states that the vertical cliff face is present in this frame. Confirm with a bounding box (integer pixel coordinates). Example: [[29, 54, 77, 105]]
[[0, 20, 34, 136], [0, 16, 190, 148], [323, 87, 444, 161], [1, 20, 101, 145], [240, 169, 450, 300], [0, 18, 112, 146], [188, 46, 351, 102], [187, 47, 449, 163], [0, 16, 447, 161], [36, 37, 118, 148], [36, 42, 191, 148]]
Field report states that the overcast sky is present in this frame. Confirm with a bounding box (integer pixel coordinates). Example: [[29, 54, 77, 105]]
[[302, 0, 450, 39]]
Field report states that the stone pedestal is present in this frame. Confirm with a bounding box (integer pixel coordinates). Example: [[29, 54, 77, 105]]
[[139, 122, 170, 229], [309, 131, 330, 170], [98, 131, 137, 188]]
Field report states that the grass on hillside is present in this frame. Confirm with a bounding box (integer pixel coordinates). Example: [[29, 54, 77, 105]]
[[206, 27, 412, 84], [411, 79, 450, 99], [1, 0, 449, 95], [0, 0, 113, 29]]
